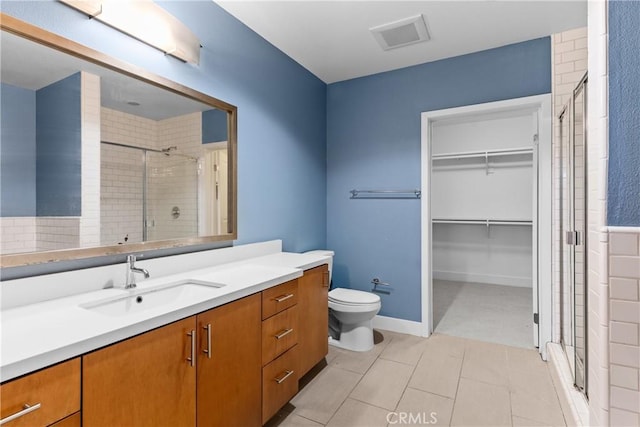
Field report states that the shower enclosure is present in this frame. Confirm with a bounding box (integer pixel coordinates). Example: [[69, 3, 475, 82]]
[[558, 73, 587, 394], [101, 141, 199, 245]]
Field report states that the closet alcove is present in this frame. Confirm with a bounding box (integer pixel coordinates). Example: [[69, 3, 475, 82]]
[[423, 95, 552, 350]]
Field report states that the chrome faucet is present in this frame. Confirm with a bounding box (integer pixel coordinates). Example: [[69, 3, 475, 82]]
[[125, 255, 150, 289]]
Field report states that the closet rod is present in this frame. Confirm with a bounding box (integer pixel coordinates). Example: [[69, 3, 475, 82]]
[[432, 218, 532, 226], [432, 147, 533, 161], [350, 189, 421, 199]]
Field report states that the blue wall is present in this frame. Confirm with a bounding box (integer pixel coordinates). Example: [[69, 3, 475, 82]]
[[1, 83, 36, 216], [608, 1, 640, 227], [1, 0, 327, 252], [327, 38, 551, 321], [36, 73, 82, 216], [202, 109, 228, 143]]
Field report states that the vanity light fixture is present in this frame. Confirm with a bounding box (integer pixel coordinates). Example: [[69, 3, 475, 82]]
[[60, 0, 201, 64]]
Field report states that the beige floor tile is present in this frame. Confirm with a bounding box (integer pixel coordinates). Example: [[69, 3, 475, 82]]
[[409, 344, 463, 399], [395, 387, 454, 426], [512, 415, 554, 426], [380, 333, 427, 366], [507, 345, 545, 373], [291, 366, 362, 424], [450, 378, 512, 426], [426, 333, 466, 358], [267, 413, 325, 427], [461, 339, 510, 386], [510, 390, 566, 426], [508, 366, 558, 404], [329, 334, 390, 374], [350, 359, 414, 411], [326, 399, 390, 427]]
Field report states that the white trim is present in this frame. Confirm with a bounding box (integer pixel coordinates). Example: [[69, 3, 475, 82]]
[[606, 226, 640, 234], [547, 343, 589, 426], [372, 315, 423, 337], [421, 94, 553, 356]]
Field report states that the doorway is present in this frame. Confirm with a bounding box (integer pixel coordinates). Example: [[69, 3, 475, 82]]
[[421, 94, 553, 357]]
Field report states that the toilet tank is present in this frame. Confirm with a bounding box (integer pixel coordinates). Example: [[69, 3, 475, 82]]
[[304, 250, 334, 282]]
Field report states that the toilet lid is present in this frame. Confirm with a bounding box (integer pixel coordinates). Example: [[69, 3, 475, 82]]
[[329, 288, 380, 304]]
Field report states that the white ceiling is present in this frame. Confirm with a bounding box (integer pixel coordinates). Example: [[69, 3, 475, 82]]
[[216, 0, 587, 84]]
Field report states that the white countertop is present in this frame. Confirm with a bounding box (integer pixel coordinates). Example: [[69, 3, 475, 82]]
[[1, 251, 331, 383]]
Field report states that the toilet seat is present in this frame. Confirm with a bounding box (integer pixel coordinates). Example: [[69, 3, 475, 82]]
[[329, 288, 380, 305]]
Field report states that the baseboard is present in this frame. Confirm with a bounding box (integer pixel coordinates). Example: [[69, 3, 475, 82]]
[[433, 270, 532, 288], [372, 315, 423, 337], [547, 343, 589, 427]]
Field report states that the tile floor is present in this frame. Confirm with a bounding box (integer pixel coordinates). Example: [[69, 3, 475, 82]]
[[267, 331, 567, 427], [433, 280, 533, 349]]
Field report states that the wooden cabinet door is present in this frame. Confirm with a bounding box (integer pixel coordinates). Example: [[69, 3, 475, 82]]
[[0, 358, 80, 427], [197, 294, 262, 427], [82, 317, 197, 427], [297, 264, 329, 376]]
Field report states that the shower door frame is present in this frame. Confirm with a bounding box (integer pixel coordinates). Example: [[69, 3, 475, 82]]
[[558, 73, 588, 394]]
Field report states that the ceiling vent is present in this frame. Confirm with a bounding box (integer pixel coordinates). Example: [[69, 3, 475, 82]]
[[370, 14, 430, 51]]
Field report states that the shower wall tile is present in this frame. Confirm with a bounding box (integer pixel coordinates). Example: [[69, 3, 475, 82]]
[[608, 229, 640, 423], [80, 72, 101, 248], [0, 217, 37, 254]]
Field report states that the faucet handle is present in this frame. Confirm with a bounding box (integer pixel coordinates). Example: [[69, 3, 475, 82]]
[[127, 254, 136, 266]]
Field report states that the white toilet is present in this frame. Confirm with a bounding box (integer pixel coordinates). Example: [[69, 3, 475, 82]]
[[305, 250, 382, 352]]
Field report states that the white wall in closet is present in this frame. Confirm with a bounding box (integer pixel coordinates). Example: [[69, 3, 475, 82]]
[[431, 110, 536, 287]]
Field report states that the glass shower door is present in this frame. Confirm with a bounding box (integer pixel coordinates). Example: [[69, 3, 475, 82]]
[[559, 74, 587, 393], [145, 151, 199, 241]]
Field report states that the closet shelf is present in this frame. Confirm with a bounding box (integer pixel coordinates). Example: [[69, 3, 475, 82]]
[[432, 218, 532, 226], [431, 147, 533, 161]]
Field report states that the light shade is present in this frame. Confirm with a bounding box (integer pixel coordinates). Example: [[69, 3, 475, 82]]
[[60, 0, 200, 64]]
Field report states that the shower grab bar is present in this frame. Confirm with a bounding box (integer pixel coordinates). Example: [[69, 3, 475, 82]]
[[350, 189, 421, 199]]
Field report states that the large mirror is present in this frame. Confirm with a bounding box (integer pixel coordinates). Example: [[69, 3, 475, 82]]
[[0, 14, 237, 267]]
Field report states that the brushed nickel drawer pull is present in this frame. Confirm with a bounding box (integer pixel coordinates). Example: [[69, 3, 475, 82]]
[[203, 323, 212, 359], [274, 370, 294, 384], [0, 403, 42, 425], [187, 330, 195, 367], [274, 294, 294, 303], [275, 328, 294, 340]]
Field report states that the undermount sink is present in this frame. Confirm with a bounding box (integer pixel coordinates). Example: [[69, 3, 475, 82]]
[[81, 280, 226, 317]]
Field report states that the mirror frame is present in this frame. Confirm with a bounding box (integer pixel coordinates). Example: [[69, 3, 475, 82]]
[[0, 13, 237, 268]]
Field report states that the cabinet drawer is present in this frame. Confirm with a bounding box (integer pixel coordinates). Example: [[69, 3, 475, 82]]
[[0, 358, 80, 427], [262, 279, 298, 320], [50, 412, 81, 427], [262, 345, 299, 424], [262, 305, 298, 365]]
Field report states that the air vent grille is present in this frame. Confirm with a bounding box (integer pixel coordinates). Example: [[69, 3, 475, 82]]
[[370, 15, 430, 51]]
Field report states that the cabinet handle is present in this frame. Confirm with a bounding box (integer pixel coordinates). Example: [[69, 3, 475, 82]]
[[187, 330, 195, 367], [274, 328, 294, 340], [274, 294, 294, 303], [274, 370, 295, 384], [0, 403, 41, 425], [323, 271, 330, 287], [203, 323, 212, 359]]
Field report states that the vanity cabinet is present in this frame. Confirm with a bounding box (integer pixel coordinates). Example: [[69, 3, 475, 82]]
[[82, 295, 262, 427], [82, 317, 197, 427], [261, 279, 299, 424], [197, 293, 262, 427], [298, 264, 330, 377], [0, 358, 80, 427]]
